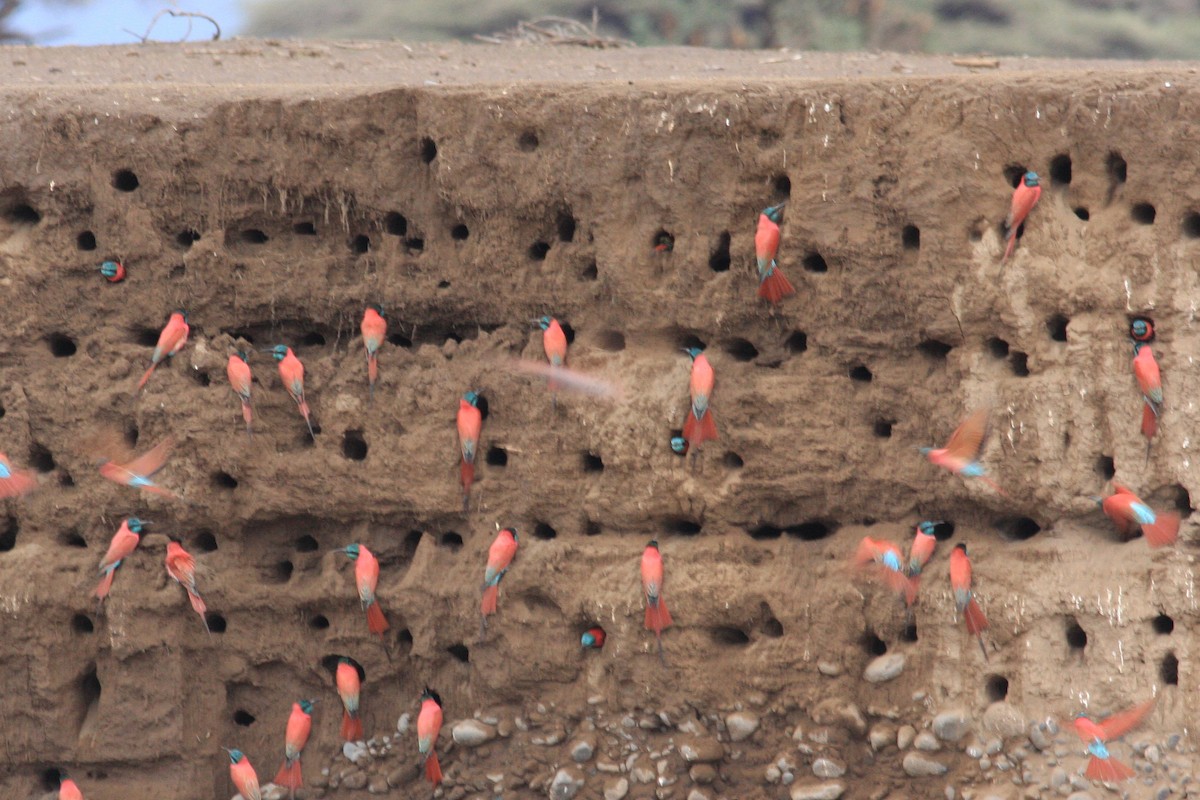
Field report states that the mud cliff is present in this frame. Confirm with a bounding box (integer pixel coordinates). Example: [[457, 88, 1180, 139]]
[[0, 42, 1198, 800]]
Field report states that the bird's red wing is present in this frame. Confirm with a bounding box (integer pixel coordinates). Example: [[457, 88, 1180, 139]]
[[120, 437, 174, 477], [1110, 482, 1135, 496], [1098, 699, 1155, 741], [943, 409, 990, 461]]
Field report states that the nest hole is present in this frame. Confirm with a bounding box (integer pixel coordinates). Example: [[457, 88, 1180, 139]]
[[985, 674, 1009, 702], [270, 560, 294, 583], [662, 518, 702, 536], [112, 169, 139, 192], [439, 532, 463, 551], [78, 665, 101, 724], [902, 224, 920, 250], [1003, 164, 1028, 188], [295, 535, 319, 553], [71, 613, 94, 634], [784, 330, 808, 353], [47, 334, 77, 357], [473, 394, 490, 420], [580, 261, 598, 281], [849, 365, 873, 382], [802, 252, 828, 273], [711, 627, 751, 646], [190, 369, 210, 386], [930, 521, 955, 541], [861, 631, 887, 656], [724, 338, 758, 361], [309, 614, 330, 630], [995, 516, 1041, 540], [652, 229, 674, 253], [5, 203, 40, 225], [1049, 154, 1072, 186], [388, 331, 413, 348], [1096, 455, 1115, 480], [582, 452, 604, 472], [518, 130, 539, 151], [528, 241, 550, 261], [1065, 618, 1088, 650], [1107, 152, 1127, 184], [28, 443, 55, 473], [533, 522, 557, 540], [1010, 351, 1030, 376], [873, 419, 894, 438], [419, 137, 437, 163], [1132, 203, 1156, 225], [384, 213, 407, 236], [341, 430, 368, 461], [773, 173, 792, 197], [485, 446, 507, 467], [918, 339, 952, 359], [192, 531, 218, 552], [447, 643, 469, 663], [901, 622, 918, 642], [584, 520, 602, 536], [0, 516, 17, 551], [594, 330, 625, 352], [451, 224, 469, 241], [290, 221, 316, 236], [986, 337, 1010, 358], [1174, 485, 1193, 518], [1046, 314, 1069, 342], [240, 229, 268, 244], [708, 231, 731, 272], [59, 529, 88, 548], [1182, 212, 1200, 239], [406, 237, 425, 253], [1074, 207, 1090, 221], [722, 451, 744, 469], [1153, 613, 1174, 635], [351, 235, 370, 254], [233, 710, 255, 727], [205, 613, 226, 633], [77, 230, 97, 251], [212, 472, 238, 490], [556, 210, 576, 242], [1161, 652, 1179, 685]]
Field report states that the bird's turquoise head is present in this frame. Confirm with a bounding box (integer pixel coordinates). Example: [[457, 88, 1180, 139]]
[[368, 303, 384, 316], [269, 344, 289, 361], [764, 203, 785, 223], [505, 527, 519, 543], [127, 518, 145, 534], [581, 631, 597, 647], [337, 656, 353, 666], [918, 447, 933, 455], [918, 521, 937, 537], [1088, 495, 1104, 507], [670, 436, 687, 455], [99, 261, 121, 278], [648, 539, 659, 549], [463, 391, 479, 406], [682, 347, 703, 360], [1131, 320, 1149, 339], [235, 351, 249, 364], [953, 542, 968, 555], [535, 316, 553, 331], [340, 544, 361, 560], [224, 748, 244, 764], [421, 687, 442, 706], [175, 310, 188, 323], [299, 699, 315, 714], [1023, 171, 1039, 187]]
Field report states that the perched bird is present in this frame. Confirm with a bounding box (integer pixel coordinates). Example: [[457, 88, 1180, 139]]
[[1093, 484, 1179, 548], [274, 699, 315, 799], [669, 435, 688, 457], [165, 539, 209, 632], [336, 658, 364, 742], [457, 392, 482, 510], [949, 543, 988, 660], [225, 748, 261, 800], [417, 688, 444, 787], [361, 305, 387, 398], [1133, 342, 1162, 463], [653, 232, 673, 253], [755, 203, 795, 304], [1130, 318, 1155, 344], [99, 260, 125, 283], [1001, 171, 1041, 262], [536, 316, 568, 407], [95, 518, 144, 602], [267, 345, 315, 440], [0, 452, 37, 499], [853, 536, 917, 606], [226, 352, 254, 437], [641, 540, 673, 664], [56, 770, 83, 800], [98, 436, 178, 499], [135, 311, 189, 394], [681, 348, 718, 453], [339, 544, 388, 635], [1073, 699, 1155, 783], [907, 521, 939, 578], [581, 626, 606, 649], [480, 527, 519, 629], [920, 409, 1005, 495]]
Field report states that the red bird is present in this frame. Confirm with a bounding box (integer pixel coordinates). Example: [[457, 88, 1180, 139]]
[[481, 527, 519, 629], [98, 436, 178, 499], [1094, 483, 1179, 548], [949, 543, 988, 660], [0, 452, 37, 499], [56, 771, 83, 800], [339, 544, 388, 635], [268, 345, 315, 439], [417, 688, 444, 787], [1073, 699, 1155, 783], [1133, 342, 1162, 462], [99, 260, 125, 283], [1001, 171, 1041, 262], [921, 409, 1006, 495], [224, 749, 260, 800], [641, 540, 673, 664], [135, 311, 189, 394], [536, 316, 568, 407], [95, 518, 145, 602], [457, 392, 482, 510], [361, 305, 387, 398], [853, 536, 917, 606], [907, 521, 938, 578], [755, 204, 795, 304], [226, 352, 254, 437], [581, 626, 606, 648], [274, 699, 314, 799], [681, 348, 718, 453], [336, 658, 364, 742], [165, 540, 208, 631]]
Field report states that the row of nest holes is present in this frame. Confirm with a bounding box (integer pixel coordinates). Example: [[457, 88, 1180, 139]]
[[1065, 615, 1178, 684]]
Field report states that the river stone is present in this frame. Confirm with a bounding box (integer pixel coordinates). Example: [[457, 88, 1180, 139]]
[[452, 719, 496, 747], [864, 653, 905, 683], [932, 709, 971, 743], [726, 711, 760, 742], [603, 777, 629, 800], [790, 782, 845, 800], [812, 757, 846, 778], [902, 752, 948, 777], [550, 767, 584, 799], [678, 736, 724, 763], [982, 702, 1025, 740]]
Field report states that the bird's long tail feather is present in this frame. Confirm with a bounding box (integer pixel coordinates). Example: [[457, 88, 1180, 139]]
[[366, 602, 389, 635], [757, 265, 795, 304], [368, 354, 378, 394], [297, 399, 315, 440], [135, 363, 158, 394], [964, 597, 988, 635], [481, 584, 500, 617], [95, 568, 116, 601], [241, 400, 253, 437], [644, 597, 673, 635], [1143, 511, 1180, 548], [461, 461, 475, 501], [341, 710, 363, 742], [1002, 231, 1017, 263], [424, 751, 442, 786], [274, 758, 303, 796], [682, 409, 718, 448], [1085, 754, 1134, 783], [0, 471, 36, 498], [186, 588, 208, 624]]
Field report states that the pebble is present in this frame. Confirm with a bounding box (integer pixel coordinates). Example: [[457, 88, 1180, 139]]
[[932, 710, 971, 743], [396, 713, 411, 734], [869, 723, 895, 751], [603, 777, 629, 800], [1050, 767, 1068, 789], [766, 765, 782, 783], [367, 774, 388, 793], [550, 767, 584, 799], [678, 736, 724, 763], [687, 791, 710, 800], [812, 757, 846, 778], [915, 732, 941, 752], [897, 725, 917, 750], [903, 752, 948, 777], [342, 741, 367, 763], [1066, 794, 1095, 800], [570, 737, 596, 763], [386, 767, 406, 788], [790, 781, 846, 800], [689, 764, 717, 784], [631, 764, 655, 784], [596, 761, 622, 774], [864, 653, 906, 683], [983, 702, 1026, 740], [260, 786, 286, 800], [1147, 745, 1162, 764], [817, 660, 843, 676], [726, 711, 760, 742], [342, 771, 367, 790], [1029, 723, 1050, 751], [452, 719, 496, 747]]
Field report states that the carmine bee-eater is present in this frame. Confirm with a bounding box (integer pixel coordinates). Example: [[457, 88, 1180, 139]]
[[581, 626, 606, 649], [135, 311, 189, 394], [681, 348, 718, 453], [1074, 699, 1155, 783], [457, 392, 482, 510], [1130, 318, 1155, 344], [907, 521, 939, 578], [1133, 341, 1162, 463], [0, 452, 37, 498], [480, 527, 518, 632], [226, 352, 254, 437], [755, 203, 795, 304], [56, 770, 83, 800], [336, 658, 364, 742], [535, 316, 568, 408], [98, 436, 178, 499], [417, 688, 444, 787], [920, 408, 1006, 495], [338, 544, 388, 635], [224, 748, 261, 800], [949, 543, 988, 660], [853, 536, 918, 606], [95, 518, 144, 601], [1001, 171, 1041, 263], [274, 699, 315, 799], [361, 305, 387, 398], [267, 345, 315, 440], [165, 539, 208, 631], [641, 540, 673, 664], [99, 260, 125, 283], [1092, 483, 1179, 548]]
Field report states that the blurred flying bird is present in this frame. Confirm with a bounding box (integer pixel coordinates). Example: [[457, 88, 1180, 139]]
[[0, 451, 37, 499], [920, 409, 1005, 495], [98, 436, 178, 499], [1092, 483, 1179, 548], [165, 539, 209, 632], [1073, 699, 1155, 783]]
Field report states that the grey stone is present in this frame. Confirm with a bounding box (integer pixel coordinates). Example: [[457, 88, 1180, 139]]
[[550, 767, 584, 799], [1029, 723, 1050, 751], [983, 702, 1026, 740], [260, 786, 287, 800], [1146, 745, 1162, 763], [342, 741, 367, 763], [725, 711, 760, 742], [570, 737, 595, 763], [765, 765, 782, 783], [817, 660, 843, 676], [864, 653, 906, 683], [630, 764, 655, 784], [790, 782, 846, 800], [687, 791, 711, 800], [897, 725, 917, 750], [689, 764, 717, 784], [914, 732, 941, 752], [342, 771, 367, 790], [678, 736, 724, 763], [603, 778, 629, 800], [903, 752, 948, 777], [1050, 767, 1068, 789], [869, 723, 895, 751], [932, 710, 971, 743], [812, 758, 846, 778], [1065, 794, 1095, 800], [452, 719, 496, 747]]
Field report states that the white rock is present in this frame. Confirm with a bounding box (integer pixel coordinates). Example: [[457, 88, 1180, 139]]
[[982, 702, 1025, 740], [452, 719, 496, 747], [342, 741, 367, 763], [863, 653, 905, 683], [790, 781, 845, 800], [897, 725, 916, 750], [550, 767, 584, 799], [396, 713, 410, 735], [932, 710, 970, 743], [812, 758, 846, 778], [914, 732, 941, 752], [902, 752, 948, 777], [725, 711, 760, 742], [603, 777, 630, 800], [260, 785, 287, 800], [570, 739, 595, 762]]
